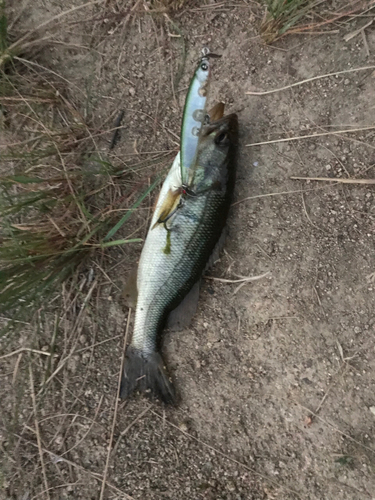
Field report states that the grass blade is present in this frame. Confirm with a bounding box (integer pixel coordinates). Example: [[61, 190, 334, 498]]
[[98, 238, 143, 248], [0, 1, 7, 53], [103, 177, 160, 241]]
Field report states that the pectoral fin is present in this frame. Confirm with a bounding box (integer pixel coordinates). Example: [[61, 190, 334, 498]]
[[152, 188, 181, 229]]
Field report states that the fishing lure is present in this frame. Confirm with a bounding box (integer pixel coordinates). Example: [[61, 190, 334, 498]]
[[153, 49, 221, 228], [180, 48, 221, 188]]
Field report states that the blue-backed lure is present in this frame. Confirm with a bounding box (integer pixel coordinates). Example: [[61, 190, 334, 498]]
[[152, 48, 221, 228], [180, 48, 221, 188]]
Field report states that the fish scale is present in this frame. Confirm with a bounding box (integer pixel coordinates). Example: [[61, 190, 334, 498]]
[[133, 189, 225, 354], [120, 114, 238, 404]]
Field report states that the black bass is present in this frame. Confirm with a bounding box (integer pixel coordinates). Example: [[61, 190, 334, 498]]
[[120, 111, 238, 404]]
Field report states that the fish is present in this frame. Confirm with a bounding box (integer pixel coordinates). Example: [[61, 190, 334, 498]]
[[120, 110, 238, 404], [180, 49, 220, 188]]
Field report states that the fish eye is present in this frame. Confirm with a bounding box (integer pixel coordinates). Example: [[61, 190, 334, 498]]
[[215, 132, 227, 144], [200, 61, 209, 71]]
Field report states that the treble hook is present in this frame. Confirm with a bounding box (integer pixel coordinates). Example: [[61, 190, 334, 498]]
[[181, 184, 197, 198]]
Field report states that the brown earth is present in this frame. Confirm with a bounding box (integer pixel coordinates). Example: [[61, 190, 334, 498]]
[[1, 1, 375, 499]]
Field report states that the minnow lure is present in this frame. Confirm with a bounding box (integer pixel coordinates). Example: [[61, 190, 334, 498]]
[[180, 48, 221, 188], [152, 102, 225, 230]]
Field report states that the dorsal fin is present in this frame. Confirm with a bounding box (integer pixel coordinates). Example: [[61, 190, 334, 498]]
[[208, 102, 225, 121]]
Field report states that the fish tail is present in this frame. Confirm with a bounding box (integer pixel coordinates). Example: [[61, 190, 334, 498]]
[[120, 346, 176, 404]]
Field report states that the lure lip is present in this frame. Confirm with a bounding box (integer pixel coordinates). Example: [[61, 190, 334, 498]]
[[201, 47, 222, 59]]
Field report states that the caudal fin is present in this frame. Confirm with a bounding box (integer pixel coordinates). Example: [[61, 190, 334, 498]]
[[120, 346, 176, 404]]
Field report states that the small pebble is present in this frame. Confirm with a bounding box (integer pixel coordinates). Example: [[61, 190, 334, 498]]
[[179, 422, 188, 432]]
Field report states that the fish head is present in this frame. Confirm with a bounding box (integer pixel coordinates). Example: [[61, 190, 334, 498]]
[[193, 113, 238, 191]]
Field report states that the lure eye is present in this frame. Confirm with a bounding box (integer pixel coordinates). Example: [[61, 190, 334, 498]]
[[215, 132, 227, 144], [200, 61, 209, 71]]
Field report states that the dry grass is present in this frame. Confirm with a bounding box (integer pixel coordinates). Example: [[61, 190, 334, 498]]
[[2, 1, 375, 499], [0, 4, 180, 497], [260, 0, 375, 44], [0, 67, 146, 313], [0, 3, 171, 315], [149, 0, 196, 10]]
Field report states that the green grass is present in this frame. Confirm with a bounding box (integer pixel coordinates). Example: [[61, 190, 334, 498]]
[[0, 10, 163, 316], [261, 0, 326, 43], [260, 0, 375, 43], [0, 163, 150, 314]]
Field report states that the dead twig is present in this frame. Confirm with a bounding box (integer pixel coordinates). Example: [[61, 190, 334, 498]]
[[301, 192, 326, 233], [343, 19, 374, 41], [151, 411, 302, 499], [245, 65, 375, 96], [111, 404, 152, 457], [246, 126, 375, 147], [0, 347, 53, 360], [361, 28, 371, 57], [74, 335, 121, 355], [206, 271, 270, 284], [232, 182, 339, 207], [207, 271, 270, 294], [29, 482, 81, 500], [99, 308, 132, 500], [29, 365, 50, 500], [291, 175, 375, 184]]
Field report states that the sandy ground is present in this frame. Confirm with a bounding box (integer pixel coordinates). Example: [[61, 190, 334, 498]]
[[2, 1, 375, 499]]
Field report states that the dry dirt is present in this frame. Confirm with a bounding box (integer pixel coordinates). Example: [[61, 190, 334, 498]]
[[2, 1, 375, 499]]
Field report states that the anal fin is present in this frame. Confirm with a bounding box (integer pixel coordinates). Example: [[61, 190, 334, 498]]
[[166, 280, 201, 331], [204, 226, 228, 272]]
